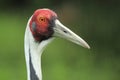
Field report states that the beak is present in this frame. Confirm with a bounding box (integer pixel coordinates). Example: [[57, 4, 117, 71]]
[[53, 19, 90, 49]]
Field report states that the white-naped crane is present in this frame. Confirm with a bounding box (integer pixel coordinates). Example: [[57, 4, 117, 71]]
[[24, 8, 90, 80]]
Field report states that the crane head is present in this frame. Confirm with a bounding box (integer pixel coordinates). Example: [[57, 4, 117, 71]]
[[29, 8, 90, 49]]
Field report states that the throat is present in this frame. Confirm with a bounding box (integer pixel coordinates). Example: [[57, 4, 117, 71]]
[[33, 33, 53, 42]]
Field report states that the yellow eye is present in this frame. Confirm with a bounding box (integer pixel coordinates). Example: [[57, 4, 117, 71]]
[[38, 17, 46, 23]]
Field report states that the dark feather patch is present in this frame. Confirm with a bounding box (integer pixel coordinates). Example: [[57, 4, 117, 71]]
[[32, 22, 36, 32], [29, 49, 39, 80]]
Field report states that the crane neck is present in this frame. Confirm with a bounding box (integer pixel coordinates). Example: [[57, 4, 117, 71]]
[[24, 18, 53, 80]]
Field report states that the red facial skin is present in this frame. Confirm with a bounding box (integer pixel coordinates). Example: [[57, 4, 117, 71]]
[[29, 9, 57, 41]]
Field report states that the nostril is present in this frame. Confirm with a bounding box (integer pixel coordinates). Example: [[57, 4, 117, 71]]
[[63, 30, 67, 33]]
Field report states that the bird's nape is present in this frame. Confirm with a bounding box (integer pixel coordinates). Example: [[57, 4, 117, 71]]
[[24, 8, 90, 80]]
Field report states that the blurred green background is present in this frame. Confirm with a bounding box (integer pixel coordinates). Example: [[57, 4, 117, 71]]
[[0, 0, 120, 80]]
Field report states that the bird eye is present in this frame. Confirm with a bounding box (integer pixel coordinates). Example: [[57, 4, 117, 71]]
[[38, 17, 46, 23]]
